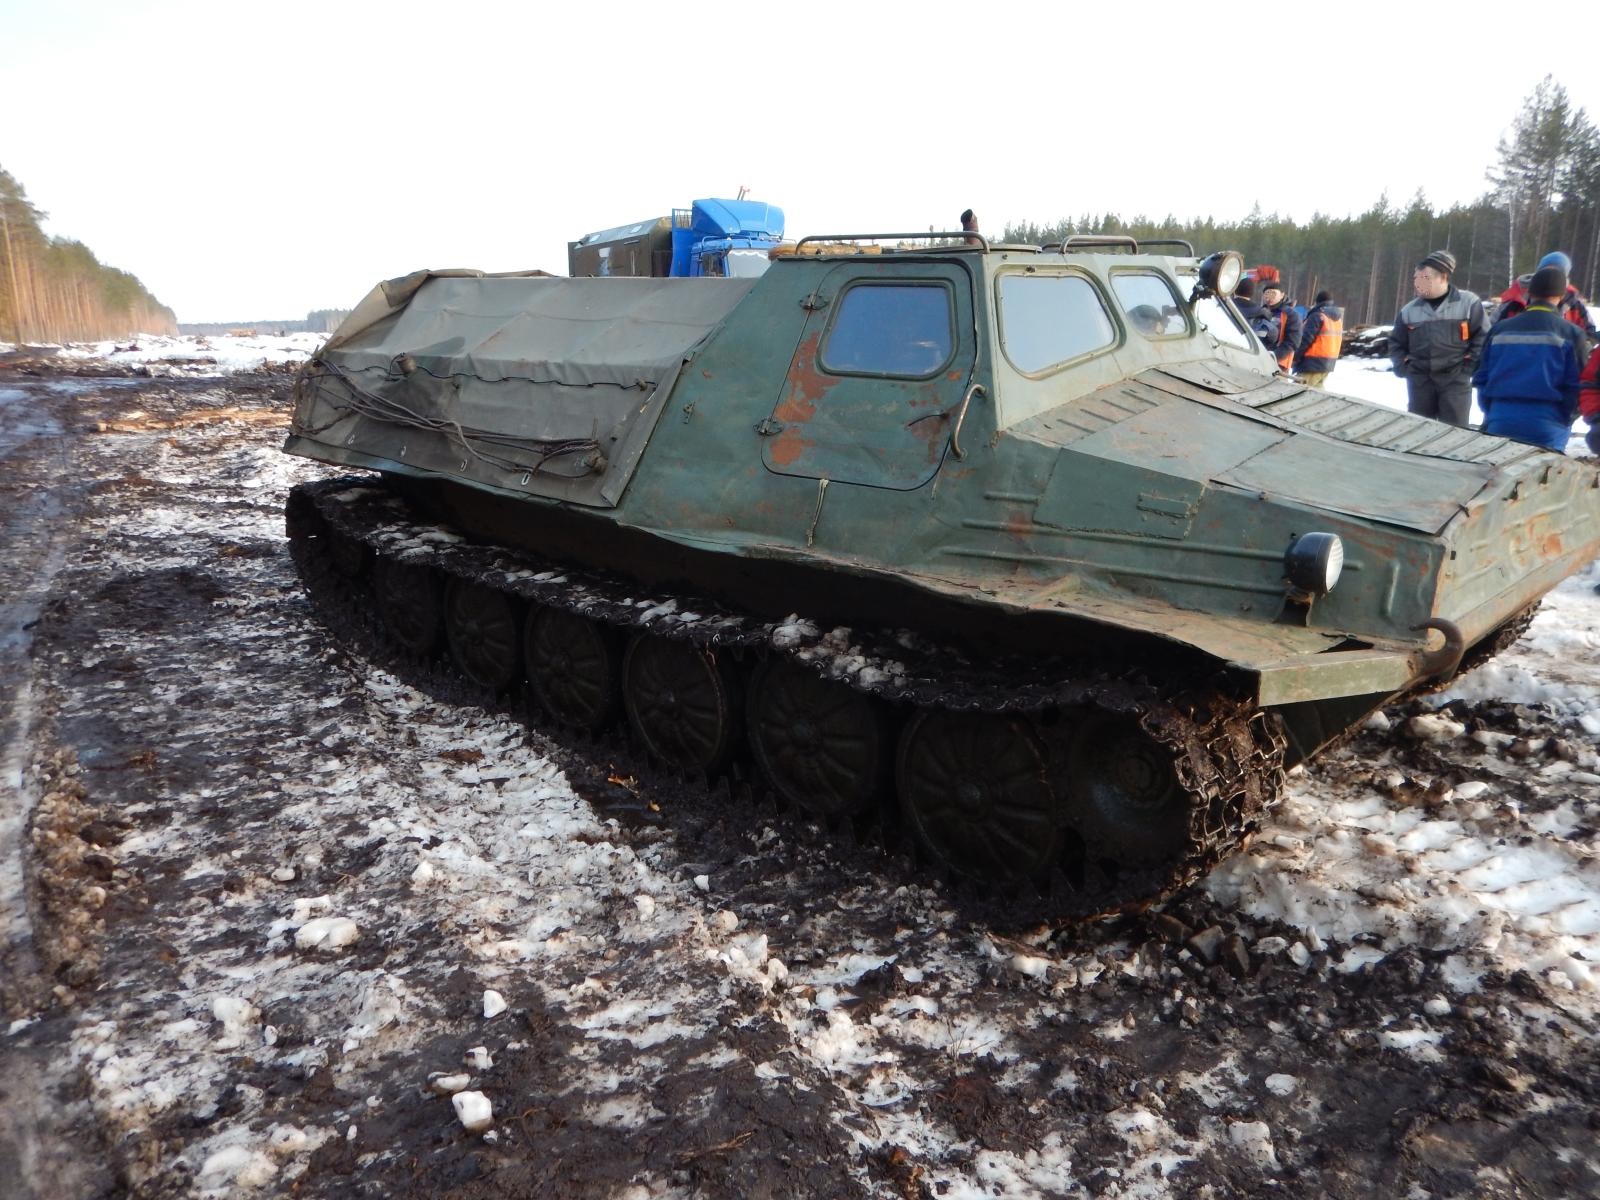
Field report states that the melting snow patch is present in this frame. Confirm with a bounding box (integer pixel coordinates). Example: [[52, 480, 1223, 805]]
[[294, 916, 359, 951], [451, 1090, 493, 1132]]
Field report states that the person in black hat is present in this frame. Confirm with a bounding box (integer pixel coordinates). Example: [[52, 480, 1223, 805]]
[[1389, 249, 1489, 427], [1473, 264, 1587, 452], [1259, 278, 1302, 374], [1294, 290, 1344, 387]]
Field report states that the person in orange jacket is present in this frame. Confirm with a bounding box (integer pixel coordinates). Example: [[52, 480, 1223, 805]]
[[1260, 280, 1302, 374], [1294, 291, 1343, 387]]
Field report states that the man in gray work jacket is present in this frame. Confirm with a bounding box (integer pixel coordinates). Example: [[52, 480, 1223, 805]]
[[1389, 249, 1489, 427]]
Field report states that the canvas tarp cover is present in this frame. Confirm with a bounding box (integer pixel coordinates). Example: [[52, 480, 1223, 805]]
[[302, 272, 757, 507]]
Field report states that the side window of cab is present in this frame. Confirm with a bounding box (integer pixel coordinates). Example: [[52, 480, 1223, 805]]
[[996, 272, 1117, 374], [821, 282, 956, 378]]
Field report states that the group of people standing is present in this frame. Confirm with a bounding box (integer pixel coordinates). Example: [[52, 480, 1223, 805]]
[[1232, 249, 1599, 456], [1233, 275, 1345, 387], [1385, 249, 1598, 455]]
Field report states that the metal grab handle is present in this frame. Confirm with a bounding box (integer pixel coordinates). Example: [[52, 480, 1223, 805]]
[[949, 383, 986, 460]]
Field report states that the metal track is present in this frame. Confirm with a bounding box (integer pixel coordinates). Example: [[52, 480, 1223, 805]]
[[286, 476, 1287, 926]]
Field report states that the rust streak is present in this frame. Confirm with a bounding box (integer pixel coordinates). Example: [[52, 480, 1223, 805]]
[[768, 426, 815, 467], [906, 405, 949, 464], [774, 331, 828, 424]]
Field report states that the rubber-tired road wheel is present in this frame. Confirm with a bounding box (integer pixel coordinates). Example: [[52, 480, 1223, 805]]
[[747, 659, 891, 818], [374, 558, 443, 657], [622, 634, 742, 773], [1068, 713, 1188, 864], [897, 710, 1058, 883], [445, 578, 521, 692], [524, 607, 623, 731]]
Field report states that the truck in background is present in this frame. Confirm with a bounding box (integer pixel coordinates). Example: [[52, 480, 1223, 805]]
[[568, 198, 784, 279]]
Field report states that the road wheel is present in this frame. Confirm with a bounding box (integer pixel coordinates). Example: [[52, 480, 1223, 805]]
[[374, 558, 443, 657], [444, 578, 521, 692], [1068, 713, 1188, 864], [747, 659, 890, 818], [622, 634, 742, 773], [897, 710, 1058, 883], [524, 607, 622, 731]]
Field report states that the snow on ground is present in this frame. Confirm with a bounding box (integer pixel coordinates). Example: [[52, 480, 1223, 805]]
[[51, 331, 325, 374], [3, 336, 1599, 1198], [1207, 555, 1600, 1007]]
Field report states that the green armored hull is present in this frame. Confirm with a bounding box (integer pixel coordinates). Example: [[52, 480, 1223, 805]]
[[283, 237, 1600, 917]]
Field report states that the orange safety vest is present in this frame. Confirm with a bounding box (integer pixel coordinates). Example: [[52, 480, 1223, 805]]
[[1303, 312, 1343, 361], [1276, 311, 1294, 370]]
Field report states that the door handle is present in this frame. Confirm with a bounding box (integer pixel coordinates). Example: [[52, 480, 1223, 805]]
[[949, 383, 986, 460]]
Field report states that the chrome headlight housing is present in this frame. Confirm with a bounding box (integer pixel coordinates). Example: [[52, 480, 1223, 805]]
[[1284, 532, 1344, 596]]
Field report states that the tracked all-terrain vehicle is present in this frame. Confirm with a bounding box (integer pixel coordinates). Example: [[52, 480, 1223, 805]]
[[282, 235, 1600, 920]]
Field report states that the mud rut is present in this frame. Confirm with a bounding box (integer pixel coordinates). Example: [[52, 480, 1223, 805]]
[[0, 355, 1596, 1200]]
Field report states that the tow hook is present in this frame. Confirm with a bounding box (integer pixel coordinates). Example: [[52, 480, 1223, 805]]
[[1413, 617, 1467, 682]]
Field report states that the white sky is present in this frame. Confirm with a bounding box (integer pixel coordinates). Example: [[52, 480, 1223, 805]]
[[5, 0, 1595, 322]]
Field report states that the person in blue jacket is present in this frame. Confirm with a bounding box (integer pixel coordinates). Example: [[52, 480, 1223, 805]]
[[1232, 278, 1279, 355], [1473, 264, 1586, 452]]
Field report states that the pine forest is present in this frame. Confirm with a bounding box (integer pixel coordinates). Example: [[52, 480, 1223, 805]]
[[0, 165, 175, 344], [1003, 76, 1600, 327]]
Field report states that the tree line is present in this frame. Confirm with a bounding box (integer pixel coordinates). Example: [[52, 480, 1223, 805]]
[[1004, 76, 1600, 328], [1, 165, 176, 343]]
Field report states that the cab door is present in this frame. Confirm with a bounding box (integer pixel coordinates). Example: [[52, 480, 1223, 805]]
[[762, 261, 976, 490]]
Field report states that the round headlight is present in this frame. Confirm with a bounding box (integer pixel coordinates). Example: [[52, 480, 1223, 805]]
[[1284, 532, 1344, 596], [1197, 251, 1244, 297]]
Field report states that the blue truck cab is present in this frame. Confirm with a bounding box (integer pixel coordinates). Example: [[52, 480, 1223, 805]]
[[569, 197, 785, 279]]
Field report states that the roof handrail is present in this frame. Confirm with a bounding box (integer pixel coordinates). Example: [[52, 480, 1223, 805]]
[[792, 232, 991, 253], [1040, 235, 1197, 255], [1042, 235, 1138, 252], [1136, 238, 1196, 255]]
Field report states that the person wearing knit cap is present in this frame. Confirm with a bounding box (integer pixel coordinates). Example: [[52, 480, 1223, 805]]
[[1472, 264, 1587, 452], [1389, 249, 1489, 427], [1491, 249, 1595, 346], [1294, 290, 1344, 388], [1259, 278, 1302, 373]]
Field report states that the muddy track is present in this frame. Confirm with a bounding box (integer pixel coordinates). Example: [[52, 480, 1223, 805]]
[[288, 475, 1288, 927]]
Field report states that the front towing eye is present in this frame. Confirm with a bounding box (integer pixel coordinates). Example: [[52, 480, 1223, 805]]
[[1413, 617, 1467, 683]]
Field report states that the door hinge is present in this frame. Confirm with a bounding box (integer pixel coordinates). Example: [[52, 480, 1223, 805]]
[[755, 417, 785, 436], [800, 293, 829, 311]]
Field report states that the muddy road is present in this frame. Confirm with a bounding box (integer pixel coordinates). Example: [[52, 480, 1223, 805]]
[[2, 349, 1598, 1199]]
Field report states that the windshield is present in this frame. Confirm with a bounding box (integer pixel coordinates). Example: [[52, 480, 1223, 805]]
[[1192, 293, 1255, 350], [725, 248, 772, 278]]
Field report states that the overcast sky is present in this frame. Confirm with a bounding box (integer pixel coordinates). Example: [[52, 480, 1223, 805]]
[[6, 0, 1594, 322]]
